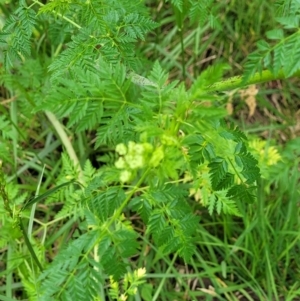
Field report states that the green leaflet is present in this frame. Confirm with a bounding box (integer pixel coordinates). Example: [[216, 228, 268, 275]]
[[126, 71, 158, 87]]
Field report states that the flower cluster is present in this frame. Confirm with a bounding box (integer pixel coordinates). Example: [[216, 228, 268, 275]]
[[109, 267, 147, 301], [249, 139, 281, 166], [115, 141, 164, 182]]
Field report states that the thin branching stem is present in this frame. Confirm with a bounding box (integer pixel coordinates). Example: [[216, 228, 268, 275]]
[[205, 69, 300, 93]]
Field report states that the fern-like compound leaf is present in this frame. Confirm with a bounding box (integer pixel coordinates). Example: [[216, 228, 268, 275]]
[[88, 187, 125, 223], [215, 172, 235, 190], [0, 5, 37, 68], [218, 122, 248, 142], [98, 227, 139, 281], [39, 232, 100, 300], [189, 0, 215, 25], [234, 142, 260, 184], [226, 184, 257, 204], [208, 157, 228, 190]]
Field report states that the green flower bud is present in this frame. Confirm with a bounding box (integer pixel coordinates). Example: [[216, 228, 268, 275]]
[[115, 157, 126, 169], [120, 170, 131, 183], [161, 134, 177, 146], [116, 143, 127, 155], [126, 153, 144, 169], [149, 147, 164, 167]]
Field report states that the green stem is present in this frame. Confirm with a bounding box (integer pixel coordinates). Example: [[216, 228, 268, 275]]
[[57, 168, 150, 298], [204, 69, 300, 93], [6, 244, 12, 298], [152, 252, 178, 301], [10, 91, 18, 171], [110, 168, 150, 224], [0, 165, 13, 218], [228, 158, 245, 185], [19, 219, 43, 272], [45, 111, 83, 183], [32, 0, 81, 29], [179, 25, 186, 81]]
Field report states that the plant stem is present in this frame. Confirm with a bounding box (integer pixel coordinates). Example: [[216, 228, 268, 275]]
[[152, 253, 178, 301], [111, 168, 151, 223], [204, 69, 300, 93], [179, 25, 186, 81], [19, 219, 43, 272], [57, 168, 150, 298], [32, 0, 81, 29], [45, 111, 83, 182]]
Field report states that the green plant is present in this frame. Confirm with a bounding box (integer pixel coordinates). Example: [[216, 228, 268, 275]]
[[0, 0, 299, 300]]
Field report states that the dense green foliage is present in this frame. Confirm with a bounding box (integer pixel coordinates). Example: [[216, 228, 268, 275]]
[[0, 0, 299, 300]]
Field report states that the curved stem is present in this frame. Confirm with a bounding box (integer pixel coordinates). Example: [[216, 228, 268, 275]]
[[45, 111, 84, 182], [111, 168, 151, 223], [228, 158, 245, 185], [32, 0, 81, 29], [205, 69, 300, 93]]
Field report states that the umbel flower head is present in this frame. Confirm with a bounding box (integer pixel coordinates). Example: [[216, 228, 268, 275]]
[[115, 141, 164, 182]]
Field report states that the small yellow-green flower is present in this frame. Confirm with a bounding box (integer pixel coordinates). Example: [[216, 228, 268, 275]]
[[249, 139, 281, 166], [126, 155, 144, 169], [115, 141, 163, 182], [110, 276, 118, 289], [119, 294, 127, 301], [132, 143, 144, 154], [116, 143, 127, 155], [115, 157, 126, 169], [142, 142, 153, 153], [149, 147, 164, 167], [135, 267, 146, 279], [120, 170, 131, 183]]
